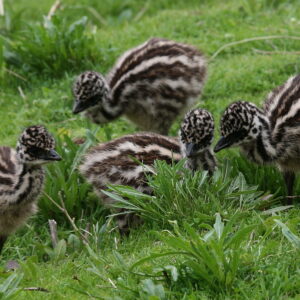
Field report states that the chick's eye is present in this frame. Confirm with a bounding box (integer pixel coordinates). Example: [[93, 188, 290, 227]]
[[88, 95, 100, 105], [27, 146, 44, 156]]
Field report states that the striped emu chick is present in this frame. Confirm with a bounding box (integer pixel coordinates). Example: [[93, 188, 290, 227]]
[[0, 126, 61, 254], [72, 38, 207, 134], [214, 74, 300, 203], [80, 108, 216, 234]]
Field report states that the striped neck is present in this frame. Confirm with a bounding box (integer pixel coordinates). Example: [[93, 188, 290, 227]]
[[102, 92, 124, 118], [241, 114, 278, 164], [184, 148, 216, 175], [0, 163, 44, 206], [85, 92, 123, 124]]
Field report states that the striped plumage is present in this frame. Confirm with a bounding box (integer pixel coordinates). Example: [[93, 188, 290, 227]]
[[72, 38, 207, 134], [214, 74, 300, 202], [0, 126, 61, 254], [80, 108, 216, 234]]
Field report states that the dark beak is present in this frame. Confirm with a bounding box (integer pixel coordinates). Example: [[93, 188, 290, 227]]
[[73, 100, 87, 114], [214, 136, 233, 153], [186, 143, 198, 158], [44, 149, 62, 161]]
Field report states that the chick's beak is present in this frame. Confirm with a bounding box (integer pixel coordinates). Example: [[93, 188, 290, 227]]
[[72, 100, 87, 114], [214, 136, 232, 153], [186, 143, 197, 158], [46, 149, 62, 161]]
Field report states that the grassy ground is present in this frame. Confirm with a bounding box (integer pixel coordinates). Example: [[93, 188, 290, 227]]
[[1, 0, 300, 299]]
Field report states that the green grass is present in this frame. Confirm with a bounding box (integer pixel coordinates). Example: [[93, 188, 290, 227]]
[[1, 0, 300, 299]]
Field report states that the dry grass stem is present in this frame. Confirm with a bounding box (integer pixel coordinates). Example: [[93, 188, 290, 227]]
[[17, 86, 27, 101], [286, 195, 300, 199], [134, 3, 149, 22], [48, 219, 58, 248], [0, 0, 4, 16], [4, 68, 28, 82], [83, 223, 91, 242], [70, 5, 107, 26], [43, 191, 89, 244], [47, 0, 61, 20], [108, 278, 117, 289], [210, 35, 300, 60], [253, 48, 300, 55], [23, 287, 50, 293]]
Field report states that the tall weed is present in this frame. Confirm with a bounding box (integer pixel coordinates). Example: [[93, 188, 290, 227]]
[[131, 214, 257, 293], [105, 160, 266, 228], [4, 16, 99, 78]]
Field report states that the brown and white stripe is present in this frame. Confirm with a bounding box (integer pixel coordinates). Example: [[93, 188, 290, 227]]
[[80, 133, 181, 205], [0, 146, 44, 254], [215, 74, 300, 202], [0, 126, 61, 254], [73, 38, 207, 134]]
